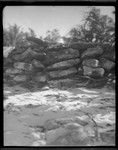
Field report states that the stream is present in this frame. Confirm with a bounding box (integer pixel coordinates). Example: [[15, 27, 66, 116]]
[[4, 85, 115, 146]]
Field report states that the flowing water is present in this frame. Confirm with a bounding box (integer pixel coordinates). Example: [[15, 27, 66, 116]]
[[4, 85, 115, 146]]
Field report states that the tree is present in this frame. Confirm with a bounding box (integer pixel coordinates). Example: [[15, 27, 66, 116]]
[[68, 7, 115, 45], [3, 24, 26, 47], [44, 29, 61, 45], [28, 28, 36, 38]]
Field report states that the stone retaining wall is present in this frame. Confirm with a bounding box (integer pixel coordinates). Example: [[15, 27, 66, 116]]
[[4, 38, 115, 89]]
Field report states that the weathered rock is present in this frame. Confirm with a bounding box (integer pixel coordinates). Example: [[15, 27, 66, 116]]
[[46, 127, 67, 144], [32, 59, 45, 68], [44, 120, 61, 131], [47, 58, 80, 70], [13, 62, 26, 70], [69, 42, 98, 52], [48, 68, 77, 79], [45, 48, 79, 65], [65, 123, 82, 131], [14, 62, 33, 71], [48, 79, 74, 88], [100, 58, 115, 71], [83, 66, 105, 78], [12, 47, 44, 61], [102, 49, 115, 62], [86, 78, 107, 88], [82, 59, 99, 68], [5, 68, 22, 75], [4, 58, 13, 67], [46, 123, 95, 146], [34, 73, 47, 82], [13, 75, 27, 82], [82, 46, 103, 59]]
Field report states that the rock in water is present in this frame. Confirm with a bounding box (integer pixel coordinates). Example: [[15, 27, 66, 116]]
[[46, 127, 67, 144]]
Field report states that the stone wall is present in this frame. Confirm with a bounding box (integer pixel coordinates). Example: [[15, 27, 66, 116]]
[[4, 38, 115, 89]]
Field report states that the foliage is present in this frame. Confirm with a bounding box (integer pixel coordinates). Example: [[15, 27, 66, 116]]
[[68, 7, 115, 45], [3, 24, 37, 48], [44, 29, 61, 46], [3, 24, 26, 47], [26, 28, 37, 38]]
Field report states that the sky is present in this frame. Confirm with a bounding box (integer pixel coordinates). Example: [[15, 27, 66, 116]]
[[3, 6, 115, 38]]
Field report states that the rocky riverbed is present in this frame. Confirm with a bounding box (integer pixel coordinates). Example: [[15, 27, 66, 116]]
[[4, 84, 115, 146]]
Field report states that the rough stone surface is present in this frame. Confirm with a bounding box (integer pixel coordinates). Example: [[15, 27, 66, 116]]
[[82, 46, 103, 58], [83, 66, 105, 78], [102, 50, 115, 62], [47, 58, 80, 69], [44, 120, 61, 131], [32, 59, 45, 68], [34, 73, 47, 82], [4, 42, 115, 89], [13, 62, 26, 70], [13, 75, 27, 82], [45, 48, 79, 65], [49, 68, 77, 79], [5, 68, 22, 74], [100, 58, 115, 70], [82, 59, 99, 68], [46, 127, 67, 144]]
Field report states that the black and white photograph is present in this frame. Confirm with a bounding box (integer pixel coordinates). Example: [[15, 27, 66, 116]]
[[0, 0, 116, 2], [3, 6, 115, 146], [0, 148, 118, 150]]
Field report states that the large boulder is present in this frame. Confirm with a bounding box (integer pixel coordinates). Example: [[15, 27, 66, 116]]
[[86, 78, 107, 88], [69, 42, 98, 52], [5, 68, 22, 75], [100, 58, 115, 71], [46, 123, 95, 146], [48, 68, 77, 79], [13, 62, 26, 70], [54, 48, 79, 61], [83, 66, 105, 78], [32, 59, 45, 69], [47, 58, 80, 70], [13, 75, 27, 82], [81, 46, 103, 59], [46, 127, 67, 144], [82, 59, 99, 68], [34, 72, 47, 82], [45, 48, 79, 65], [102, 50, 115, 62], [13, 62, 33, 71]]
